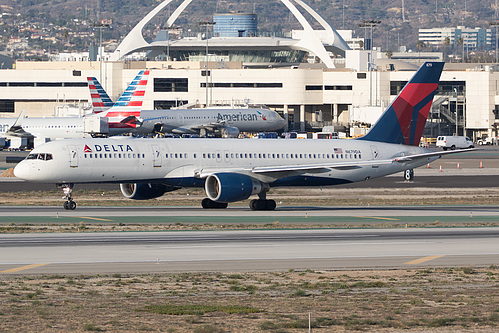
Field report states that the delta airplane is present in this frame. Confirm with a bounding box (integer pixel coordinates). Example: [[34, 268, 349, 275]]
[[15, 62, 470, 211]]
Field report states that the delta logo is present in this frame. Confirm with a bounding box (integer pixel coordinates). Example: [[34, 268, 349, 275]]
[[83, 144, 134, 152]]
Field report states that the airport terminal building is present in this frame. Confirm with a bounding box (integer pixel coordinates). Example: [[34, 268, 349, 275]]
[[1, 0, 499, 141]]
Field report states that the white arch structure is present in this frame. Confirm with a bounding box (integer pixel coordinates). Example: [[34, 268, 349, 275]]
[[109, 0, 350, 68]]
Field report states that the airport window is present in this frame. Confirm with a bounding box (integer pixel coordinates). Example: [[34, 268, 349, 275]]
[[154, 78, 188, 92], [9, 82, 35, 87], [305, 85, 323, 91], [154, 100, 189, 109], [37, 82, 63, 87], [64, 82, 88, 87], [256, 83, 283, 88], [357, 73, 367, 79], [325, 85, 353, 90], [233, 83, 255, 88], [72, 70, 81, 76], [0, 99, 14, 113]]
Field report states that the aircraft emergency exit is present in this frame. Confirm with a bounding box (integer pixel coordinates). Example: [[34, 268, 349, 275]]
[[15, 62, 471, 211]]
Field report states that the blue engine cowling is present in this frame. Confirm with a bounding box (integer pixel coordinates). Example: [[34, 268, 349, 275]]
[[120, 183, 178, 200], [205, 173, 264, 203]]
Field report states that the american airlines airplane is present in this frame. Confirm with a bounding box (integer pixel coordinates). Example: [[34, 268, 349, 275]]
[[0, 71, 150, 141], [88, 76, 286, 136], [15, 62, 468, 211]]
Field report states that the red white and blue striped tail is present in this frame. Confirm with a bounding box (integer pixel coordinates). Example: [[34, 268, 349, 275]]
[[87, 77, 114, 113], [100, 70, 150, 129]]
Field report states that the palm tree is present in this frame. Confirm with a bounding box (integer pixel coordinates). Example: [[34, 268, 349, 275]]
[[457, 36, 464, 62], [444, 36, 450, 61]]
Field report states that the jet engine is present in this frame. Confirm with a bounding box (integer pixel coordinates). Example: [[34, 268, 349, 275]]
[[120, 183, 179, 200], [220, 126, 240, 138], [204, 173, 267, 203]]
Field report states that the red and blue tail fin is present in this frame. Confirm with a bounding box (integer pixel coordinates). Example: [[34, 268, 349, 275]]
[[87, 77, 114, 113], [100, 70, 150, 128], [359, 62, 444, 146]]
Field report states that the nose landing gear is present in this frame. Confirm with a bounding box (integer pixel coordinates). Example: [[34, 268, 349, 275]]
[[61, 183, 77, 210]]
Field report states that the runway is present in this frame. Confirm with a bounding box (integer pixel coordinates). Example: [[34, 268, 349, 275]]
[[1, 226, 499, 274]]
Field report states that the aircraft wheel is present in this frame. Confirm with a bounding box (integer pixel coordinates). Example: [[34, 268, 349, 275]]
[[68, 201, 77, 210], [202, 198, 227, 209], [250, 199, 276, 211], [404, 169, 414, 181], [63, 201, 69, 210], [265, 200, 276, 211]]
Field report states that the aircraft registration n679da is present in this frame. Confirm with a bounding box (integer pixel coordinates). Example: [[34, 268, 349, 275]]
[[15, 62, 471, 210]]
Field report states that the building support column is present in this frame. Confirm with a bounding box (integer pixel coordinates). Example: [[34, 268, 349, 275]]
[[300, 104, 306, 132], [333, 103, 338, 124], [283, 104, 289, 132]]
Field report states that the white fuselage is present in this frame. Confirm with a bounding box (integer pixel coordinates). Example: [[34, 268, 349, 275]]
[[14, 137, 438, 187], [135, 108, 286, 134]]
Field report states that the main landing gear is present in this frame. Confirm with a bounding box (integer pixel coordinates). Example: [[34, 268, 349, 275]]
[[250, 192, 276, 211], [61, 183, 77, 210], [404, 169, 414, 181]]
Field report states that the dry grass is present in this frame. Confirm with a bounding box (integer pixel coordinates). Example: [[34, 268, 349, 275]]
[[1, 268, 499, 332]]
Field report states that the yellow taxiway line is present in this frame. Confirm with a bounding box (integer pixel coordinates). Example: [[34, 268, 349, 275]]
[[74, 216, 114, 222], [1, 263, 49, 274], [353, 216, 400, 221], [404, 255, 446, 265]]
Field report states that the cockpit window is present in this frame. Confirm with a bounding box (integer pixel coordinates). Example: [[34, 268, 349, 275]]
[[26, 153, 53, 161]]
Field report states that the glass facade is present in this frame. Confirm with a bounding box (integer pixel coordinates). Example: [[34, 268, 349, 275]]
[[213, 13, 257, 38]]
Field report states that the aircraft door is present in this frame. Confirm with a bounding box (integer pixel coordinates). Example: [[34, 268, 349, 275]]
[[216, 150, 222, 163], [224, 150, 230, 163], [177, 114, 184, 125], [370, 145, 379, 172], [68, 145, 78, 168], [152, 145, 162, 168]]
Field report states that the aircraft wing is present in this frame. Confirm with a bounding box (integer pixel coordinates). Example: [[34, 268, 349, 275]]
[[392, 148, 478, 163], [189, 121, 226, 132], [196, 159, 394, 180]]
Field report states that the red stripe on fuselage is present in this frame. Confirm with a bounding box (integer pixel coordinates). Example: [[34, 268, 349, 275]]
[[105, 111, 141, 117], [133, 91, 145, 96]]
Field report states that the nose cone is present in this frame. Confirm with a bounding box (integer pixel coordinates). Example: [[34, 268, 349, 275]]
[[14, 161, 30, 180]]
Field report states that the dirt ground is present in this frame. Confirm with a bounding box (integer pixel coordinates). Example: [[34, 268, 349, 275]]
[[1, 268, 498, 332]]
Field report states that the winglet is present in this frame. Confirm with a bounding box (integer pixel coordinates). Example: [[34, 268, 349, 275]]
[[358, 62, 444, 146]]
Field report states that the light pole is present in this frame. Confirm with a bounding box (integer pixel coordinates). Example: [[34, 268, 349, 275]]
[[93, 21, 110, 85], [358, 19, 381, 106], [161, 25, 179, 61], [199, 21, 216, 107], [490, 21, 499, 64]]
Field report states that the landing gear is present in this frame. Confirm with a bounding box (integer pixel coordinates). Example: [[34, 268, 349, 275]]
[[249, 199, 276, 211], [201, 198, 228, 209], [61, 183, 77, 210], [249, 192, 276, 211], [404, 169, 414, 181]]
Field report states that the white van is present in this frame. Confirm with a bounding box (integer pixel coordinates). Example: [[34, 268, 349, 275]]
[[436, 136, 474, 150]]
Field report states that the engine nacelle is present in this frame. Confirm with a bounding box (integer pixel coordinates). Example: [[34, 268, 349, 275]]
[[205, 173, 266, 203], [120, 183, 178, 200], [220, 126, 240, 138]]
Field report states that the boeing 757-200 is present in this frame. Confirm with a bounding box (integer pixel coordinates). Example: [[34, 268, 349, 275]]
[[15, 62, 472, 210]]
